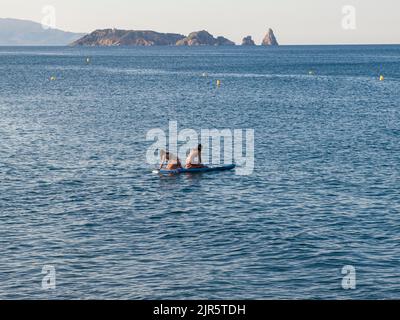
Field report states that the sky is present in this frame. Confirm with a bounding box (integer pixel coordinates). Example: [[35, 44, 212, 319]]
[[1, 0, 399, 45]]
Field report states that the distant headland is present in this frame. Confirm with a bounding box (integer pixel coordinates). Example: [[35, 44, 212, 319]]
[[0, 18, 84, 45], [70, 28, 279, 46]]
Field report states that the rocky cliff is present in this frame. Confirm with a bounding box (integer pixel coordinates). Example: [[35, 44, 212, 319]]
[[176, 30, 235, 46], [241, 36, 255, 46], [71, 29, 185, 46], [261, 28, 279, 46]]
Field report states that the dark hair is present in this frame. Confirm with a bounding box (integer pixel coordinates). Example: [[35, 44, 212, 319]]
[[198, 144, 202, 151]]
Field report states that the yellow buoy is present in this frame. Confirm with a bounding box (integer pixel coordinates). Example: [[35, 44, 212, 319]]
[[379, 75, 384, 81], [50, 76, 56, 81], [308, 70, 314, 75], [216, 80, 221, 87]]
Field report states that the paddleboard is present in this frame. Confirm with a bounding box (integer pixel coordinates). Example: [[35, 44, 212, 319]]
[[154, 164, 235, 175]]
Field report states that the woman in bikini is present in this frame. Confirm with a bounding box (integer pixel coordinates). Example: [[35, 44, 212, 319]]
[[185, 144, 206, 169], [159, 150, 182, 170]]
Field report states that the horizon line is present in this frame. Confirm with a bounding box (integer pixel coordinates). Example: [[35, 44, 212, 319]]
[[1, 43, 400, 47]]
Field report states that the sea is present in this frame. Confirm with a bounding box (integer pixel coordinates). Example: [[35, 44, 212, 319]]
[[0, 45, 399, 299]]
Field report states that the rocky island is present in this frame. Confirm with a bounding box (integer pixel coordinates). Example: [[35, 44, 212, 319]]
[[241, 36, 255, 46], [71, 29, 186, 46], [176, 30, 235, 46], [71, 29, 235, 46], [70, 28, 279, 46]]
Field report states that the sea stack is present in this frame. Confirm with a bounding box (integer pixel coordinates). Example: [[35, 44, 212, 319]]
[[261, 28, 279, 46], [241, 36, 255, 46]]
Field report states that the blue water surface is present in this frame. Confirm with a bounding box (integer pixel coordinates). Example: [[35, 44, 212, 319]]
[[0, 45, 399, 299]]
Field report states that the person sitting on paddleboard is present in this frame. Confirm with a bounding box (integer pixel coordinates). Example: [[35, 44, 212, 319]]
[[186, 144, 206, 169], [159, 150, 182, 170]]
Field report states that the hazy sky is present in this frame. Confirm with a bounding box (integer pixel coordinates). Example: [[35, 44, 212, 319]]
[[1, 0, 399, 44]]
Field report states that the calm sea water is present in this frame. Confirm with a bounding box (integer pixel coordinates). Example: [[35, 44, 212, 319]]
[[0, 45, 399, 299]]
